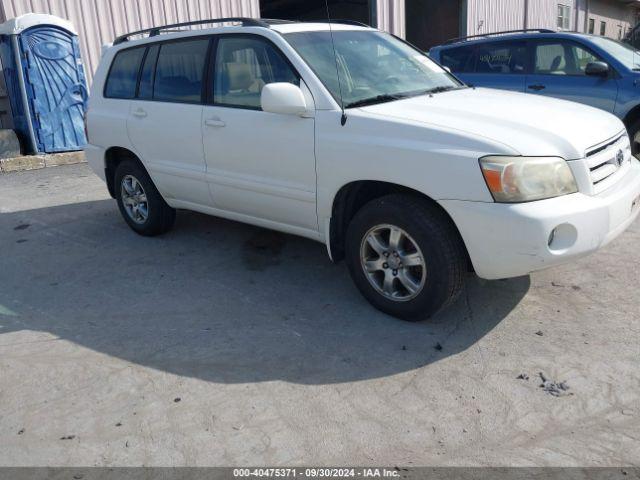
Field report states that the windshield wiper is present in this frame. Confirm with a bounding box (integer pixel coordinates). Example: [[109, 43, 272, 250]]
[[421, 85, 466, 95], [346, 85, 467, 109], [345, 94, 406, 109]]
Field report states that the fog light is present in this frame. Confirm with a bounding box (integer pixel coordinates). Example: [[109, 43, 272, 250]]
[[547, 223, 578, 253]]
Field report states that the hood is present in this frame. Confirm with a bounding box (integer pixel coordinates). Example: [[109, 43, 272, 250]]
[[360, 87, 625, 159]]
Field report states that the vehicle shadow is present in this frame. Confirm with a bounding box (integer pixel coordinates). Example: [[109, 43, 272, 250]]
[[0, 199, 530, 385]]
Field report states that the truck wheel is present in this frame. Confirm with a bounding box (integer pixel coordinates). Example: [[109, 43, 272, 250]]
[[345, 194, 466, 321], [114, 159, 176, 236]]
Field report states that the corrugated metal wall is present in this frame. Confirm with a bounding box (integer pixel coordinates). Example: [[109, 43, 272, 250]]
[[0, 0, 260, 84], [466, 0, 638, 37], [377, 0, 405, 39], [466, 0, 526, 36]]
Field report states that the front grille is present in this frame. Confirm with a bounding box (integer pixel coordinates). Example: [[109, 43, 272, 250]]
[[585, 134, 632, 194]]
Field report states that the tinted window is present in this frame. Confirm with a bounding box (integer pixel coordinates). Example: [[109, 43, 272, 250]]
[[138, 45, 159, 99], [440, 46, 475, 73], [534, 42, 601, 75], [154, 39, 209, 103], [214, 36, 299, 109], [475, 42, 527, 74], [105, 47, 145, 98]]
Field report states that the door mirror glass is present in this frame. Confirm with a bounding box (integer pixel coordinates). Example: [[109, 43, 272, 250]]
[[585, 61, 610, 76], [261, 83, 307, 115]]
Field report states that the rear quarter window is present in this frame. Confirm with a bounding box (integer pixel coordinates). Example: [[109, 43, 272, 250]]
[[104, 47, 145, 99]]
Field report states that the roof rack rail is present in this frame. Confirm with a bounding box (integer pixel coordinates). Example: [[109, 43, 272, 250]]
[[444, 28, 555, 45], [327, 19, 372, 27], [113, 17, 269, 45]]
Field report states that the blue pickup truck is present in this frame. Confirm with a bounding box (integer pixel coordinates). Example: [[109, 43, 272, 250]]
[[430, 29, 640, 154]]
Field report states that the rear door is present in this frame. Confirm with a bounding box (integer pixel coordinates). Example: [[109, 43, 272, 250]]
[[463, 40, 528, 92], [126, 38, 211, 207], [525, 39, 619, 112]]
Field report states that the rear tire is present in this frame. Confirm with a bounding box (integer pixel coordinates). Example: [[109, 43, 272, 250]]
[[345, 194, 466, 321], [114, 159, 176, 236]]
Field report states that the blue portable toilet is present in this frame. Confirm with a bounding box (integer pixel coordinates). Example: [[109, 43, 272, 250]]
[[0, 14, 88, 154]]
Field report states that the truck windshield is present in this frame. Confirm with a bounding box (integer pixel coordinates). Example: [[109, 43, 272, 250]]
[[588, 36, 640, 70], [284, 30, 463, 108]]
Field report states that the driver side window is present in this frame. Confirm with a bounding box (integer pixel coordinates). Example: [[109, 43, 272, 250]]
[[213, 36, 299, 110]]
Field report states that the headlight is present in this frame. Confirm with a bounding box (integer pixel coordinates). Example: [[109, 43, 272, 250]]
[[479, 156, 578, 203]]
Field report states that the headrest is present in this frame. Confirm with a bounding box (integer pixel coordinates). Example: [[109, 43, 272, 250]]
[[225, 63, 253, 91]]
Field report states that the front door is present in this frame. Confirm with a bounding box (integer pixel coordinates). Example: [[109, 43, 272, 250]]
[[202, 34, 317, 231], [126, 38, 211, 206], [526, 40, 619, 112]]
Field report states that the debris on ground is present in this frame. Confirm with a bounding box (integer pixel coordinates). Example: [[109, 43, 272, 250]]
[[174, 397, 181, 403], [535, 330, 544, 336], [115, 422, 122, 427], [17, 428, 24, 435], [401, 345, 407, 351], [516, 373, 529, 381], [60, 435, 75, 440], [538, 372, 572, 397], [434, 342, 443, 351]]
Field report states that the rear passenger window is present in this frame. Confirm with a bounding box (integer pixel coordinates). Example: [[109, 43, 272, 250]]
[[475, 42, 527, 74], [440, 46, 475, 73], [105, 47, 145, 99], [153, 39, 209, 103]]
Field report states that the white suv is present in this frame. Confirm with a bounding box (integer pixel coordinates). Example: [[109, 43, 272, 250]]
[[86, 19, 640, 321]]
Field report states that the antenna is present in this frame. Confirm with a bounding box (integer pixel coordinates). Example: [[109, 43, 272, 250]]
[[324, 0, 347, 126]]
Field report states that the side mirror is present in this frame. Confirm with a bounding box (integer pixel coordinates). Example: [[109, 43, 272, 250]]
[[261, 83, 307, 115], [443, 66, 452, 74], [585, 61, 610, 77]]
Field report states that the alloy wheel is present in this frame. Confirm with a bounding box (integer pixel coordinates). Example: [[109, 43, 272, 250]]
[[360, 224, 427, 302]]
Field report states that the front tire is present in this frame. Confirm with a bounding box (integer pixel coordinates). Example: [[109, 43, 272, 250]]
[[345, 194, 466, 321], [114, 159, 176, 236], [628, 119, 640, 158]]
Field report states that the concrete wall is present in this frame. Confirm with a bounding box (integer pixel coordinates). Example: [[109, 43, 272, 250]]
[[0, 0, 260, 84]]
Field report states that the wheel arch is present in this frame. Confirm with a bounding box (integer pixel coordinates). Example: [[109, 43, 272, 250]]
[[328, 180, 471, 269], [623, 103, 640, 130], [104, 147, 146, 198]]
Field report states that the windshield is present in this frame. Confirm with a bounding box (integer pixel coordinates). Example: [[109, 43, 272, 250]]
[[588, 36, 640, 70], [284, 30, 463, 108]]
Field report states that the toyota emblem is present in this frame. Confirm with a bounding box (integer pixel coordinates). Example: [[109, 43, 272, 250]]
[[616, 149, 624, 166]]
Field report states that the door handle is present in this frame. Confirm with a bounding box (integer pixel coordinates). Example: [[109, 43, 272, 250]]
[[204, 117, 226, 128], [132, 109, 147, 118], [527, 84, 546, 91]]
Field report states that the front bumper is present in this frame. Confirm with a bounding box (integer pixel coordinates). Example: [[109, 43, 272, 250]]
[[440, 160, 640, 280]]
